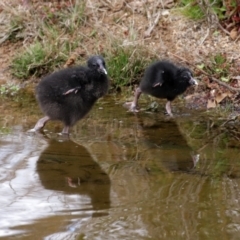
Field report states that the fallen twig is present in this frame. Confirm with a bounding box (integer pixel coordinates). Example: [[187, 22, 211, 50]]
[[217, 22, 231, 36], [220, 116, 238, 127], [144, 11, 161, 38]]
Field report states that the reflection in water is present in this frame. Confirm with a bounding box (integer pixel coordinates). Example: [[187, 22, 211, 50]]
[[37, 138, 111, 226], [138, 117, 200, 173], [37, 138, 111, 212], [0, 133, 111, 238]]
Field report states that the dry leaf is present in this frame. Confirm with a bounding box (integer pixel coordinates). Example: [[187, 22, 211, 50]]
[[215, 92, 228, 103], [64, 55, 76, 68], [226, 91, 233, 98], [230, 28, 238, 40], [207, 99, 217, 109]]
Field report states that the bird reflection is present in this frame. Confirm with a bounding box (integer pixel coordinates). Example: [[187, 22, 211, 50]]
[[138, 117, 199, 173], [36, 138, 111, 215]]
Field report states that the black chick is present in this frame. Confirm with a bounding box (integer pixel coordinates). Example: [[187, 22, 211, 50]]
[[125, 60, 197, 116], [31, 55, 109, 134]]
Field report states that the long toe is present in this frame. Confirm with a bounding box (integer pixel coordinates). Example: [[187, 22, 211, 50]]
[[27, 128, 37, 133], [123, 102, 139, 112]]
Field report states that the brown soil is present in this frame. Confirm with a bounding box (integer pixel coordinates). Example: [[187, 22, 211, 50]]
[[1, 0, 240, 111]]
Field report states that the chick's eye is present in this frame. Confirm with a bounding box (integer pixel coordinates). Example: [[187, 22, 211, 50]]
[[183, 74, 190, 79]]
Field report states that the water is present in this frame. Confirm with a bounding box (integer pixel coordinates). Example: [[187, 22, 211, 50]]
[[1, 95, 240, 240]]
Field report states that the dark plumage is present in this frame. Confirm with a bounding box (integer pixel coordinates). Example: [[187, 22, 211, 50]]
[[125, 60, 197, 116], [32, 55, 109, 134]]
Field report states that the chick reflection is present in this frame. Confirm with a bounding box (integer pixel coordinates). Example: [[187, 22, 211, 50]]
[[139, 118, 199, 173], [37, 139, 110, 214]]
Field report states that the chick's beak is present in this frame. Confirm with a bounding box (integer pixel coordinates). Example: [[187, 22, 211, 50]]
[[98, 64, 107, 75], [189, 77, 198, 85]]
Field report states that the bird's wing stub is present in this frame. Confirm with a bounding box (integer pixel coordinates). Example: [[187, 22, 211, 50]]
[[152, 70, 164, 87]]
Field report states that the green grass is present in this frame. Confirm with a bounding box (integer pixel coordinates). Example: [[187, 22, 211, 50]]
[[57, 2, 86, 34], [179, 0, 235, 21], [179, 0, 205, 20], [12, 42, 46, 79], [197, 52, 230, 82], [106, 46, 152, 88], [7, 1, 86, 79], [0, 83, 20, 96], [11, 38, 78, 79]]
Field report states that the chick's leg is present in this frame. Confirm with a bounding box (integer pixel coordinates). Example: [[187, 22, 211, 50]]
[[62, 126, 70, 135], [165, 101, 173, 117], [33, 116, 50, 131], [123, 87, 142, 112]]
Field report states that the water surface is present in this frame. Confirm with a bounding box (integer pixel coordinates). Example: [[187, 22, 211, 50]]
[[1, 95, 240, 239]]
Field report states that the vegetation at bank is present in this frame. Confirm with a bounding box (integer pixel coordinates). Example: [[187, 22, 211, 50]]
[[0, 0, 240, 107]]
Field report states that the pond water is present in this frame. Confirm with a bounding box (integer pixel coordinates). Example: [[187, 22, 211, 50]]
[[1, 94, 240, 240]]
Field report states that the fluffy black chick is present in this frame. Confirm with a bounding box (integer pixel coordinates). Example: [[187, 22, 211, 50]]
[[126, 60, 197, 116], [31, 55, 109, 134]]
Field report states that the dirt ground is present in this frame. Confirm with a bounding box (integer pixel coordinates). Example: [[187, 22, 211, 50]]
[[1, 0, 240, 111]]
